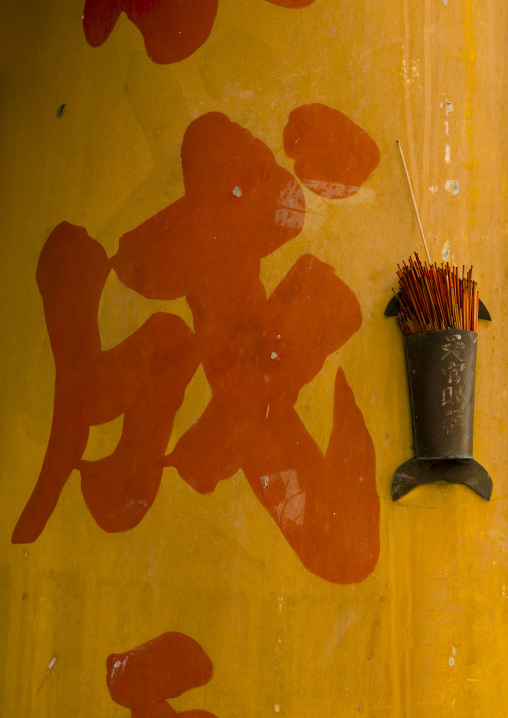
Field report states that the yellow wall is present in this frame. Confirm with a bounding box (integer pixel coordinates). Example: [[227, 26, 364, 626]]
[[1, 0, 508, 715]]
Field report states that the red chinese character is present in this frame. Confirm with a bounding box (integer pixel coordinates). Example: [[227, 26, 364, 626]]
[[13, 112, 380, 584], [114, 112, 379, 583]]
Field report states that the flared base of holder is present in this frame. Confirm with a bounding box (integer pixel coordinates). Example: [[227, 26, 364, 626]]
[[392, 457, 492, 501]]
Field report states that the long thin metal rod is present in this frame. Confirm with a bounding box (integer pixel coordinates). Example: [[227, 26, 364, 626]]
[[396, 139, 432, 265]]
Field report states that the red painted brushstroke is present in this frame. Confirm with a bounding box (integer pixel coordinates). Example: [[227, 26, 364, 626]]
[[113, 112, 379, 583], [12, 222, 198, 542], [83, 0, 218, 64], [107, 633, 216, 718], [283, 103, 380, 199]]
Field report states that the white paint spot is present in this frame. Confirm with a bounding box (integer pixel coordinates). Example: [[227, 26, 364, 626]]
[[452, 646, 456, 655], [445, 120, 449, 135], [445, 100, 453, 114], [445, 145, 451, 164], [24, 550, 28, 558], [401, 58, 421, 86], [275, 706, 280, 713], [274, 208, 304, 229], [449, 656, 455, 666], [47, 656, 57, 676], [429, 185, 438, 194], [401, 58, 407, 80], [110, 659, 126, 682], [269, 470, 305, 526], [275, 179, 305, 228], [442, 242, 450, 261], [370, 391, 377, 404], [443, 0, 447, 5], [445, 179, 459, 195], [271, 352, 278, 359], [233, 186, 243, 197]]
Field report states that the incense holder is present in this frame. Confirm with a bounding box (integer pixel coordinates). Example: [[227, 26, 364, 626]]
[[391, 329, 492, 501]]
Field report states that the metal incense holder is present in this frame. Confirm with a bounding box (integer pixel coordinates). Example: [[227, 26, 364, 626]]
[[385, 298, 492, 501]]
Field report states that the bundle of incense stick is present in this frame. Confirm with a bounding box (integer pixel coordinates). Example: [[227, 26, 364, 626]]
[[395, 253, 479, 335]]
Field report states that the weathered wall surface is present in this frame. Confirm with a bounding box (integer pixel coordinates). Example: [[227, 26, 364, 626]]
[[1, 0, 508, 716]]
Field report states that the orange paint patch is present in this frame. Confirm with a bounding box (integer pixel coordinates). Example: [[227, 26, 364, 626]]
[[283, 103, 380, 199]]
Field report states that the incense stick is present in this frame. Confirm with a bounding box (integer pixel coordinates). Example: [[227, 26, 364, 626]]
[[396, 140, 432, 265], [395, 254, 479, 335]]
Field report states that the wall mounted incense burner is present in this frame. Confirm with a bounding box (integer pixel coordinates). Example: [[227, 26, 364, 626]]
[[385, 258, 492, 501]]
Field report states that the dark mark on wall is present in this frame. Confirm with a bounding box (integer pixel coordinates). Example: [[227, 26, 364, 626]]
[[57, 104, 66, 118]]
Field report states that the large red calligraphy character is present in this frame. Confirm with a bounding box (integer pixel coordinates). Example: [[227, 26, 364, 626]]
[[13, 112, 380, 584], [113, 112, 380, 583]]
